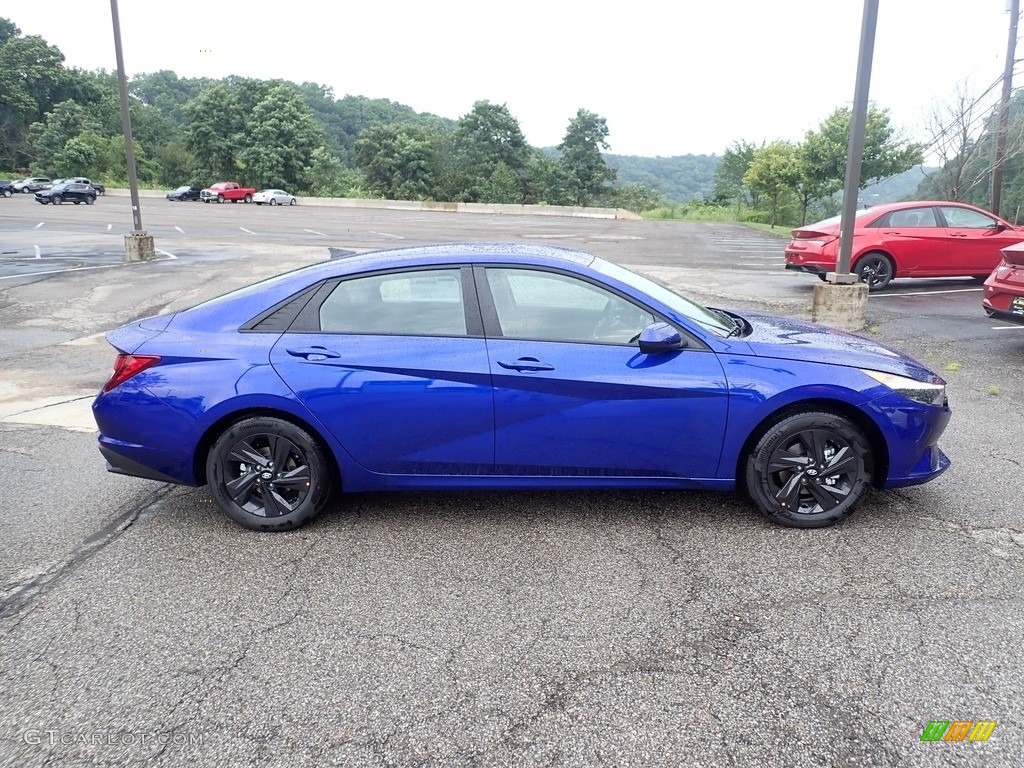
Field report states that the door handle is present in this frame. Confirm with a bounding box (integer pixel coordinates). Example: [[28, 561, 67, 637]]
[[287, 346, 341, 360], [950, 233, 968, 237], [497, 357, 554, 372]]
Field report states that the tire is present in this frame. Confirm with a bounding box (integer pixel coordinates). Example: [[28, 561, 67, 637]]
[[22, 187, 30, 193], [270, 198, 278, 206], [744, 410, 872, 528], [817, 273, 828, 282], [85, 196, 95, 205], [52, 195, 63, 205], [243, 194, 252, 203], [2, 189, 11, 198], [217, 194, 224, 204], [854, 253, 894, 291], [73, 200, 80, 205], [289, 198, 296, 206], [206, 416, 333, 531]]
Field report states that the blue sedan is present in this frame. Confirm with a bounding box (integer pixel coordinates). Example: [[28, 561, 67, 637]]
[[92, 243, 951, 531]]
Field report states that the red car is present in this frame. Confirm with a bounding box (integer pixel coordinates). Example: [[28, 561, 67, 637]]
[[983, 241, 1024, 325], [784, 201, 1024, 291]]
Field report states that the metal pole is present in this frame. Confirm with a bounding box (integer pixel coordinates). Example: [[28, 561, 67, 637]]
[[832, 0, 879, 281], [110, 0, 143, 232], [991, 0, 1019, 216]]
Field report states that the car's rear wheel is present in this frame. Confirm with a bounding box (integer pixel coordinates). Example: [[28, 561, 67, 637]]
[[270, 198, 278, 206], [744, 410, 872, 528], [85, 196, 95, 205], [855, 253, 894, 291], [817, 273, 828, 282], [206, 417, 332, 531], [243, 194, 252, 203]]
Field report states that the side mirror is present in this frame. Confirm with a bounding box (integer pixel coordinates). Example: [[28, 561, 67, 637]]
[[638, 322, 686, 354]]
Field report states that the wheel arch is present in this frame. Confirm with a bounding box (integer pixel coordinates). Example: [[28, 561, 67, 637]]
[[733, 397, 890, 494], [193, 406, 342, 491], [852, 249, 898, 279]]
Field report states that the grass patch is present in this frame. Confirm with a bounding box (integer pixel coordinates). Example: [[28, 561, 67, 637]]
[[987, 385, 1002, 396], [943, 362, 963, 372]]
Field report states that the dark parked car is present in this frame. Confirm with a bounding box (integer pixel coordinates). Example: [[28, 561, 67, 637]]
[[13, 177, 51, 193], [166, 185, 203, 202], [0, 180, 14, 197], [93, 243, 952, 533], [35, 182, 97, 205], [785, 201, 1024, 290]]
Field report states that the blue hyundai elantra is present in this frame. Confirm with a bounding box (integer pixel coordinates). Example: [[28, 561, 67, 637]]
[[92, 243, 951, 531]]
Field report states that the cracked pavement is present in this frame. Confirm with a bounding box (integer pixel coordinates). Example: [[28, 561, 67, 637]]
[[0, 213, 1021, 767]]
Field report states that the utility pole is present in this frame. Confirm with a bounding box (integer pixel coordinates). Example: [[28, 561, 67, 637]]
[[811, 0, 877, 331], [992, 0, 1019, 216], [110, 0, 154, 260]]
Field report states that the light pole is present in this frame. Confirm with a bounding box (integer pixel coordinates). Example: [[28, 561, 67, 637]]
[[811, 0, 878, 331], [110, 0, 154, 260]]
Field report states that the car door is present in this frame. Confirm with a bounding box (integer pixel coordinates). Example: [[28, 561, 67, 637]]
[[477, 266, 729, 480], [269, 266, 495, 475], [874, 206, 948, 275], [938, 205, 1019, 275]]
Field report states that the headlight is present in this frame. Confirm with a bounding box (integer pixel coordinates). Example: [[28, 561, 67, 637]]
[[862, 370, 947, 406]]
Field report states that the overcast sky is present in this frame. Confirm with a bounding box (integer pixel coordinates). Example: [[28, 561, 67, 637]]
[[6, 1, 1019, 157]]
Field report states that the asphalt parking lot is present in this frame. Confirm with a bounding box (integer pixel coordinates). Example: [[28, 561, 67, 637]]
[[0, 194, 1022, 767]]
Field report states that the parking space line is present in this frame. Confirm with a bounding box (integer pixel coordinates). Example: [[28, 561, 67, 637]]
[[872, 287, 983, 297], [107, 224, 112, 231], [155, 249, 178, 260], [239, 227, 256, 235], [992, 325, 1024, 330], [370, 231, 404, 239], [174, 226, 185, 233], [34, 246, 40, 259], [0, 264, 121, 281], [34, 222, 44, 229], [304, 229, 326, 236]]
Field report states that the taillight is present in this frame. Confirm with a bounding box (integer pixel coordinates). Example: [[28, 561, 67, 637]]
[[103, 354, 161, 392]]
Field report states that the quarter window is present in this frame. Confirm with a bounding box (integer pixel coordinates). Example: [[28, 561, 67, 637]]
[[319, 269, 467, 336], [486, 267, 654, 344]]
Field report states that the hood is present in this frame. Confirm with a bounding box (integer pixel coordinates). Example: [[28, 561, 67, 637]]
[[737, 311, 937, 380]]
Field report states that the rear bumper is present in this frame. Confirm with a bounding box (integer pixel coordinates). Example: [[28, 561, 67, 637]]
[[785, 263, 828, 276]]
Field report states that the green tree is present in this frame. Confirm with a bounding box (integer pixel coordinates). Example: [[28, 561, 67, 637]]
[[712, 140, 759, 210], [354, 123, 441, 200], [615, 183, 662, 214], [237, 85, 327, 190], [450, 101, 529, 202], [558, 109, 615, 207], [803, 106, 923, 199], [744, 141, 800, 227], [524, 150, 570, 205], [480, 161, 521, 204]]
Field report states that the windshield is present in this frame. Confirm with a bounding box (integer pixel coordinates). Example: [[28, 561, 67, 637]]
[[592, 258, 735, 337]]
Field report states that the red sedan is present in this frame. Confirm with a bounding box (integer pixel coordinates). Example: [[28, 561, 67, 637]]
[[784, 201, 1024, 291], [983, 241, 1024, 325]]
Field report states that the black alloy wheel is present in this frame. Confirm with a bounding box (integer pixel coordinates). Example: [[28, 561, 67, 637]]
[[855, 253, 894, 291], [745, 411, 872, 528], [52, 195, 63, 205], [206, 417, 332, 531]]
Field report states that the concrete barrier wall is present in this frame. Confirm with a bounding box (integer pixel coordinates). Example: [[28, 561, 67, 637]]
[[105, 189, 642, 220]]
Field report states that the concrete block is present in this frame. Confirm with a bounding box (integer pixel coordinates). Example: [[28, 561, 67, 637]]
[[124, 232, 155, 262], [812, 281, 869, 331]]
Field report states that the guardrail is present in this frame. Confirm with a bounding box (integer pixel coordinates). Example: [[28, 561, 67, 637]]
[[104, 189, 642, 220]]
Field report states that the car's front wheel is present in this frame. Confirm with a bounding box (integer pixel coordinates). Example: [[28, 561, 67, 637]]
[[206, 417, 332, 531], [289, 198, 296, 206], [855, 253, 894, 291], [744, 410, 872, 528], [2, 189, 11, 198], [52, 195, 63, 205]]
